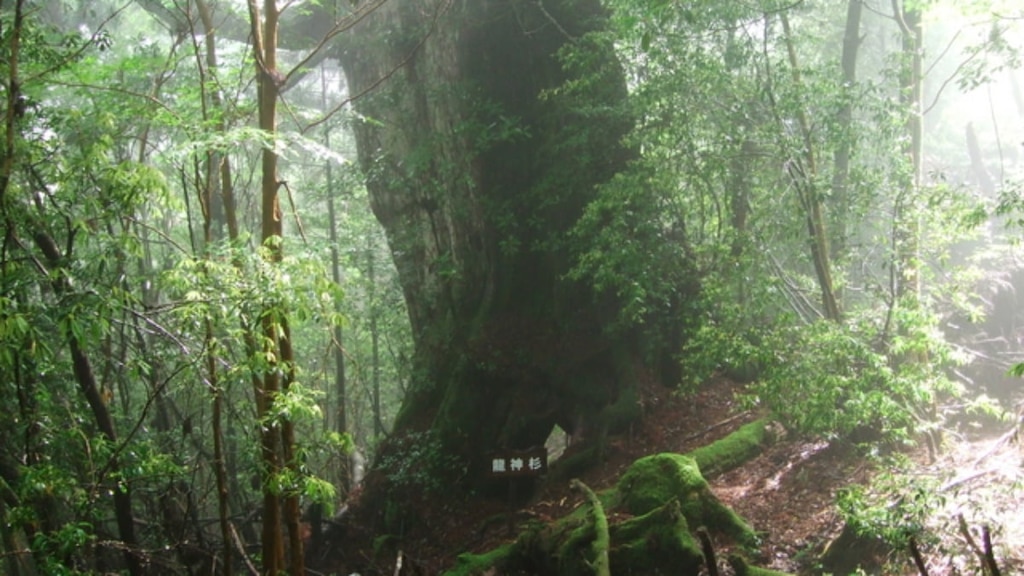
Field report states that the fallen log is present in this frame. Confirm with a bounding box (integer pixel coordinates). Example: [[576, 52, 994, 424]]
[[687, 419, 780, 479]]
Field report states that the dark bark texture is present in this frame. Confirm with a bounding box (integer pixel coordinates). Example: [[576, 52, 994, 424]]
[[340, 0, 641, 490]]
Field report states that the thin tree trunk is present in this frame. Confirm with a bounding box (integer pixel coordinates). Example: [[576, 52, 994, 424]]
[[1009, 71, 1024, 118], [0, 0, 25, 203], [194, 2, 235, 572], [779, 11, 842, 322], [8, 348, 39, 576], [727, 136, 756, 314], [208, 336, 232, 576], [328, 194, 350, 489], [1, 424, 35, 576], [196, 0, 227, 241], [368, 235, 383, 440], [894, 0, 923, 307], [965, 122, 995, 196], [321, 63, 350, 495], [33, 234, 142, 576], [277, 318, 304, 576], [214, 13, 259, 559], [890, 0, 935, 457], [0, 35, 32, 571], [728, 139, 754, 261], [249, 0, 303, 572], [0, 486, 35, 576], [248, 0, 284, 573], [831, 0, 862, 262]]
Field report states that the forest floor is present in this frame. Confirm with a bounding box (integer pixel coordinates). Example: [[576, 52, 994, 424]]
[[323, 378, 1024, 575]]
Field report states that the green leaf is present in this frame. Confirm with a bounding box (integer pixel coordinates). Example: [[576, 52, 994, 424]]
[[1009, 363, 1024, 379]]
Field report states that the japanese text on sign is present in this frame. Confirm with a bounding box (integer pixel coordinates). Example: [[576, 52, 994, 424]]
[[488, 447, 547, 477]]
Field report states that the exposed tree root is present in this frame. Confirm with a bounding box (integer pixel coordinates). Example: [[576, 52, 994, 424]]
[[957, 514, 1003, 576], [569, 479, 609, 576], [727, 553, 794, 576]]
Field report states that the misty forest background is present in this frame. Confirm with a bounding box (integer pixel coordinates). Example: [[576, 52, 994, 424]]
[[1, 0, 1024, 574]]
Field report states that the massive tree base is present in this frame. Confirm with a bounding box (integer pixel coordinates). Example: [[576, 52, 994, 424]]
[[340, 0, 697, 506]]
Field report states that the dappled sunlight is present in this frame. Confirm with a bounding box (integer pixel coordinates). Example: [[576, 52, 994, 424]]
[[924, 423, 1024, 573]]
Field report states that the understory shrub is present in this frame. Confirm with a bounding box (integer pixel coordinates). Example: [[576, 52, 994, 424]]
[[741, 317, 960, 445]]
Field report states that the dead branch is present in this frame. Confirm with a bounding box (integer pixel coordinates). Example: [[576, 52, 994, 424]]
[[908, 535, 929, 576], [940, 467, 997, 492], [681, 411, 752, 443], [957, 514, 993, 576], [969, 423, 1020, 468], [696, 527, 719, 576], [230, 522, 259, 576], [981, 525, 1001, 576]]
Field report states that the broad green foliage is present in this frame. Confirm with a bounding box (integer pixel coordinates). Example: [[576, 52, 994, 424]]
[[997, 182, 1024, 380], [836, 465, 944, 549], [745, 320, 919, 442], [1, 2, 406, 572], [1, 10, 184, 568], [580, 0, 1023, 450], [675, 306, 764, 391], [569, 167, 695, 328], [375, 430, 465, 495]]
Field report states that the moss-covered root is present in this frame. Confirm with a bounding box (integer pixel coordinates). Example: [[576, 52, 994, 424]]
[[518, 496, 703, 575], [686, 419, 778, 479], [617, 453, 759, 548], [443, 543, 515, 576], [608, 500, 704, 574], [727, 554, 794, 576], [570, 479, 610, 576]]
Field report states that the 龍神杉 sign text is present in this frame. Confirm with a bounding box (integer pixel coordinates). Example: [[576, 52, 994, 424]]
[[488, 447, 547, 477]]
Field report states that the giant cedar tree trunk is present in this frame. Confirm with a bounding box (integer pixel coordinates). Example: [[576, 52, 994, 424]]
[[341, 0, 639, 486]]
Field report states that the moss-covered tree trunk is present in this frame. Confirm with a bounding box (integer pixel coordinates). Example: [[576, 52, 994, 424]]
[[341, 0, 643, 488]]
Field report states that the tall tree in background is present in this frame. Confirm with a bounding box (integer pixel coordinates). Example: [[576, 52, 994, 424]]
[[775, 10, 842, 322], [193, 0, 235, 571], [321, 63, 351, 497], [899, 0, 923, 301], [887, 0, 925, 352], [831, 0, 863, 262], [247, 0, 305, 572]]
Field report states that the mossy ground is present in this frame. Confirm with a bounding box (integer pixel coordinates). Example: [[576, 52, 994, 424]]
[[441, 438, 765, 575], [313, 380, 899, 576], [444, 543, 516, 576]]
